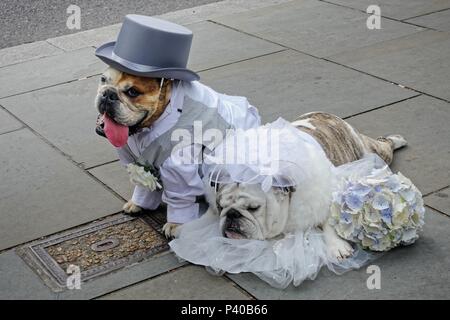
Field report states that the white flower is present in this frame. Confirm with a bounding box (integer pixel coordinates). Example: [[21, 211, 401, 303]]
[[401, 229, 418, 244], [127, 163, 162, 191], [372, 193, 390, 210]]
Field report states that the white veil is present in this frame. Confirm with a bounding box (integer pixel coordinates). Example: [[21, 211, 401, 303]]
[[202, 117, 330, 192]]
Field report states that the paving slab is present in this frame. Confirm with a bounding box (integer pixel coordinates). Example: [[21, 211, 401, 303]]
[[0, 47, 105, 98], [228, 208, 450, 299], [187, 21, 283, 71], [425, 188, 450, 217], [0, 77, 118, 168], [346, 95, 450, 195], [46, 24, 122, 52], [59, 252, 186, 300], [0, 108, 22, 135], [0, 41, 63, 68], [328, 30, 450, 101], [212, 0, 422, 57], [406, 9, 450, 31], [325, 0, 450, 20], [100, 265, 251, 300], [89, 161, 132, 200], [158, 0, 294, 25], [0, 250, 55, 300], [200, 50, 417, 121], [44, 0, 293, 51], [0, 128, 124, 250]]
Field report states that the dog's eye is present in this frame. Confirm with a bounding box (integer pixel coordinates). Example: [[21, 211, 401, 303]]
[[247, 205, 260, 212], [125, 87, 141, 98], [100, 76, 107, 83]]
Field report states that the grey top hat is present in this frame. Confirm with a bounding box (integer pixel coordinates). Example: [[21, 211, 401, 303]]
[[95, 15, 199, 81]]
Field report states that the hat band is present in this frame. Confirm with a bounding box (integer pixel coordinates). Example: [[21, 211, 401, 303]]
[[111, 51, 159, 72]]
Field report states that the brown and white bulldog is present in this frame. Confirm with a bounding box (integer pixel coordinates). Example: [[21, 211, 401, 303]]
[[95, 67, 174, 212], [95, 67, 407, 259], [95, 67, 172, 212]]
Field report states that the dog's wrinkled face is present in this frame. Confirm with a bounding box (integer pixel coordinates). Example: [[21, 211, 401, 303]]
[[94, 67, 172, 142], [216, 183, 292, 240]]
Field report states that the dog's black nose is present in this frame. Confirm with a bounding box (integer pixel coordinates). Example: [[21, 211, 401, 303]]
[[226, 209, 241, 219], [102, 90, 119, 102]]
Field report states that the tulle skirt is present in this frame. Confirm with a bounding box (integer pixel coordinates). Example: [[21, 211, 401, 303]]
[[169, 213, 378, 289]]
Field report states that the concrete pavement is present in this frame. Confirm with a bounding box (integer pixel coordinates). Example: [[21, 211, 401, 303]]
[[0, 0, 449, 300]]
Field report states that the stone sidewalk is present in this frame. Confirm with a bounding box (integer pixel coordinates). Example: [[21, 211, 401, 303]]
[[0, 0, 449, 300]]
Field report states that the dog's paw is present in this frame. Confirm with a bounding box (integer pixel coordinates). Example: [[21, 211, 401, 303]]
[[162, 222, 182, 239], [123, 200, 142, 214], [327, 238, 354, 261], [386, 134, 408, 150]]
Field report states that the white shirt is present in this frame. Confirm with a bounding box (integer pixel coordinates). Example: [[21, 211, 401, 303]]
[[116, 81, 261, 223]]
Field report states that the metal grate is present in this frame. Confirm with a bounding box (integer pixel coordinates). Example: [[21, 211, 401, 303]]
[[17, 211, 168, 292]]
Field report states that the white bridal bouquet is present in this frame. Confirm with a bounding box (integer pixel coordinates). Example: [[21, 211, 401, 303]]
[[329, 156, 425, 252]]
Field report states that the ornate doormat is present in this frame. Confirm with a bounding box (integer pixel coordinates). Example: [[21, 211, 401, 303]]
[[16, 211, 168, 292]]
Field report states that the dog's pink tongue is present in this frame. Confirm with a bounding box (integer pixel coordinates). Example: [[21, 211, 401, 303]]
[[225, 230, 244, 240], [103, 114, 129, 147]]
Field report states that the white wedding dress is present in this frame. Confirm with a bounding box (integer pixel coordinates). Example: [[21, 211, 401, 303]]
[[169, 119, 379, 289]]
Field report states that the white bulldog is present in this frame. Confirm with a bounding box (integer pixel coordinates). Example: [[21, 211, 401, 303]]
[[199, 112, 407, 260]]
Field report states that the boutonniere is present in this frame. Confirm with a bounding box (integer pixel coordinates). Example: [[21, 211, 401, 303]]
[[126, 162, 162, 191]]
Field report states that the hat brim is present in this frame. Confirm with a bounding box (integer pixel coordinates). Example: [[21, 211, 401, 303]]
[[95, 42, 200, 81]]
